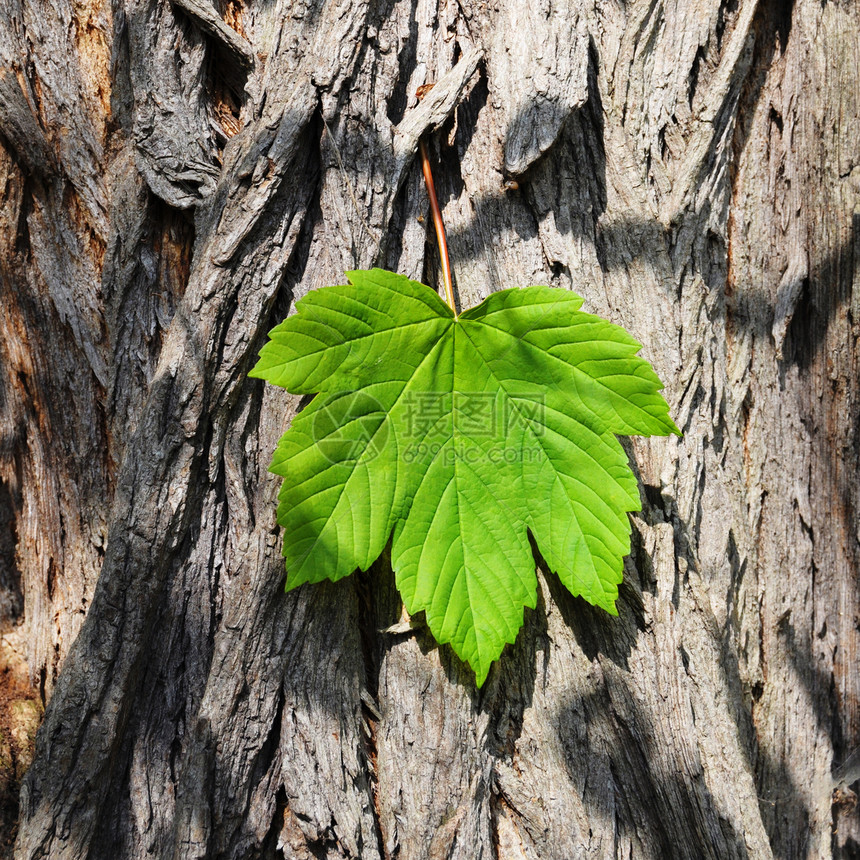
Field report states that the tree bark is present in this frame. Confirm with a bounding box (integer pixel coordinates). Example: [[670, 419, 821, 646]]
[[1, 0, 858, 857]]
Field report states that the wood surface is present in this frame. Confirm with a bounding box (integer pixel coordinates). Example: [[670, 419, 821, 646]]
[[0, 0, 857, 856]]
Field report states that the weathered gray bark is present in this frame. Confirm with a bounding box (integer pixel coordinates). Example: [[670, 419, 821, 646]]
[[0, 0, 858, 857]]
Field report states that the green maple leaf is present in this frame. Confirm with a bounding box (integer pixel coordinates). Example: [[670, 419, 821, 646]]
[[251, 269, 679, 685]]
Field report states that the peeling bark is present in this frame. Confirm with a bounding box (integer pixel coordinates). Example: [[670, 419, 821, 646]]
[[0, 0, 857, 857]]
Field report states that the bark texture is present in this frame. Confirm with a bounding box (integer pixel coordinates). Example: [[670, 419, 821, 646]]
[[0, 0, 858, 857]]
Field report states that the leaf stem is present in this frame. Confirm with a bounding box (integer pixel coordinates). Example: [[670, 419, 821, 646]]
[[419, 138, 457, 316]]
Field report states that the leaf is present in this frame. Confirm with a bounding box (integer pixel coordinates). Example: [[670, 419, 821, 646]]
[[251, 268, 679, 685]]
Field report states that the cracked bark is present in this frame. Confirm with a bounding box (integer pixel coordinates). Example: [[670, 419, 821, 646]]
[[1, 0, 858, 857]]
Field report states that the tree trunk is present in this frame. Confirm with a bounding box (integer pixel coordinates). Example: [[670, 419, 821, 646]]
[[1, 0, 858, 856]]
